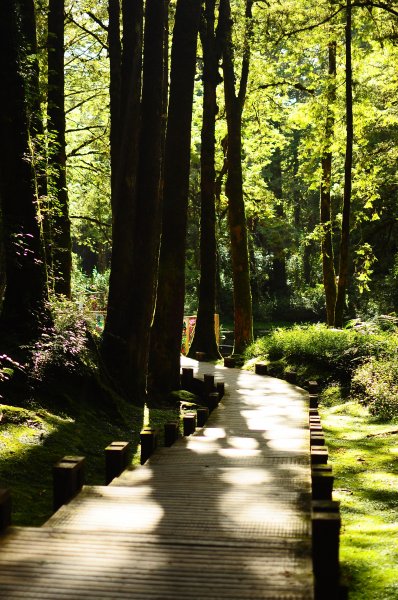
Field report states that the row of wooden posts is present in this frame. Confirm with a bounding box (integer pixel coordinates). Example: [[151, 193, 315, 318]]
[[0, 368, 225, 532], [0, 365, 346, 599], [251, 364, 345, 600]]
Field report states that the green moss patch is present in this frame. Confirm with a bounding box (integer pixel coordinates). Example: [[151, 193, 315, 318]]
[[322, 402, 398, 599]]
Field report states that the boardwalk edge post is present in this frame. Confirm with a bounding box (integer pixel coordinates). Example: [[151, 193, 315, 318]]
[[105, 441, 131, 484], [53, 456, 86, 512], [0, 489, 11, 532]]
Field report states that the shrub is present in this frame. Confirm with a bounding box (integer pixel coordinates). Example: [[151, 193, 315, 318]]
[[246, 323, 395, 375], [352, 357, 398, 420], [320, 384, 344, 407], [31, 298, 95, 380]]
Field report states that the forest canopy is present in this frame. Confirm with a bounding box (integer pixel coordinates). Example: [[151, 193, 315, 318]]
[[1, 0, 398, 399]]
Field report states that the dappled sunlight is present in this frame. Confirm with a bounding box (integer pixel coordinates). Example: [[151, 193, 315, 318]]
[[228, 436, 259, 449], [57, 487, 165, 533], [240, 409, 274, 431], [203, 427, 227, 439], [185, 436, 221, 453], [218, 447, 262, 458], [358, 470, 398, 489], [266, 436, 308, 452], [220, 467, 271, 486]]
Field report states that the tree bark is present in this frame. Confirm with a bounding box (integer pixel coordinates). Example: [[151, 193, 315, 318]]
[[320, 40, 337, 327], [102, 0, 143, 391], [149, 0, 202, 394], [108, 0, 122, 205], [334, 0, 353, 328], [127, 0, 167, 399], [220, 0, 253, 355], [188, 1, 222, 360], [47, 0, 72, 297], [0, 0, 48, 339]]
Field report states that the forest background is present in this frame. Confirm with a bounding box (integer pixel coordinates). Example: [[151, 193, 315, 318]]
[[1, 1, 398, 598]]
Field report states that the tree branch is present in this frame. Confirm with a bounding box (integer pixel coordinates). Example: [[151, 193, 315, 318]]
[[238, 0, 254, 111], [70, 215, 111, 228], [66, 15, 108, 50], [87, 11, 109, 31]]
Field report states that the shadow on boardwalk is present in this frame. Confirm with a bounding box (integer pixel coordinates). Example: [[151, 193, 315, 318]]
[[0, 359, 314, 599]]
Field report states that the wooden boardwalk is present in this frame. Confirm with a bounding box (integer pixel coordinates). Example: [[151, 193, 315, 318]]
[[0, 359, 314, 599]]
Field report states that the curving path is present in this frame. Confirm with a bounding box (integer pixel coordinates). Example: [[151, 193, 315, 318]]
[[0, 358, 314, 599]]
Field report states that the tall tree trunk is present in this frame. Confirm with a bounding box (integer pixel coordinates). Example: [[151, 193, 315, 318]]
[[188, 1, 222, 360], [220, 0, 253, 355], [335, 0, 353, 328], [0, 0, 48, 339], [19, 0, 50, 287], [127, 0, 167, 399], [149, 0, 202, 394], [47, 0, 72, 297], [102, 1, 144, 392], [320, 40, 337, 326], [108, 0, 122, 204]]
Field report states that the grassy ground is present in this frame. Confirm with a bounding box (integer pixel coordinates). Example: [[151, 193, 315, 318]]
[[0, 374, 179, 526], [321, 401, 398, 600]]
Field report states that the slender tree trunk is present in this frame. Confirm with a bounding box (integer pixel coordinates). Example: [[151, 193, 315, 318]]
[[20, 0, 50, 288], [220, 0, 253, 355], [0, 205, 6, 313], [335, 0, 353, 328], [320, 40, 337, 326], [149, 0, 202, 394], [47, 0, 72, 297], [102, 1, 144, 391], [188, 1, 222, 360], [127, 0, 167, 398], [0, 0, 48, 339], [108, 0, 122, 204]]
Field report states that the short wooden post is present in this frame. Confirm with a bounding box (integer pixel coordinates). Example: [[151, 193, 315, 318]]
[[181, 367, 194, 390], [312, 511, 341, 599], [216, 381, 225, 399], [203, 374, 215, 394], [312, 500, 340, 513], [312, 470, 334, 500], [311, 446, 329, 465], [285, 370, 297, 384], [207, 392, 220, 412], [310, 423, 323, 433], [312, 464, 333, 474], [309, 394, 319, 408], [224, 356, 235, 368], [140, 428, 158, 465], [164, 421, 179, 447], [196, 351, 206, 362], [0, 489, 11, 532], [255, 362, 268, 375], [310, 433, 325, 446], [105, 441, 131, 484], [183, 412, 197, 436], [196, 406, 209, 427], [309, 380, 319, 394], [53, 456, 85, 511]]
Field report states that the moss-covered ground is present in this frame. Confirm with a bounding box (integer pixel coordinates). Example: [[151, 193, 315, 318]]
[[321, 401, 398, 600], [0, 374, 179, 526]]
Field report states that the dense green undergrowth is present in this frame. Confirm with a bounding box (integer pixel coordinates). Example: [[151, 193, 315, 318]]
[[245, 321, 398, 419]]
